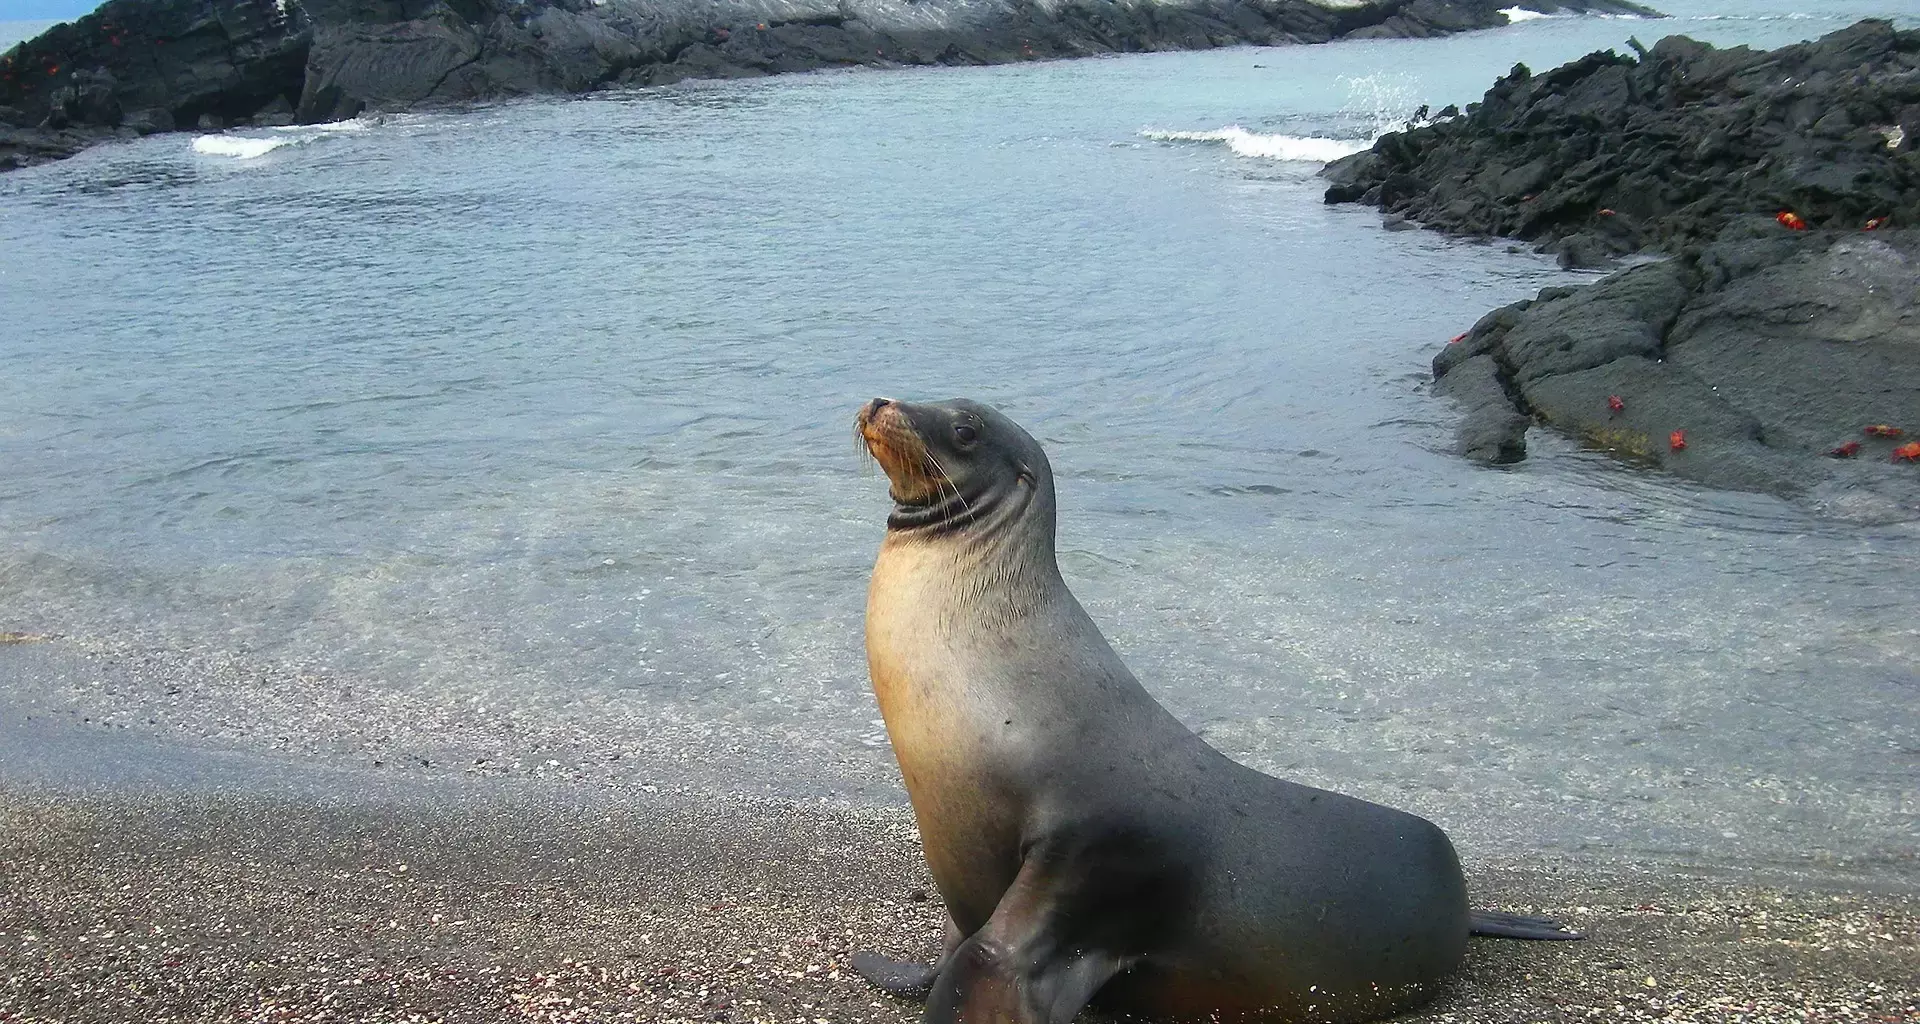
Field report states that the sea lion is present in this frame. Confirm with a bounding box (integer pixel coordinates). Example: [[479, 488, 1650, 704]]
[[850, 397, 1578, 1024]]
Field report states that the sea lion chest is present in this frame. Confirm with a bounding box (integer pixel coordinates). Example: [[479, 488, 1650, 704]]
[[865, 537, 1029, 926]]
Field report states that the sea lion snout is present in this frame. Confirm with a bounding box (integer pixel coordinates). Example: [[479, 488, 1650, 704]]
[[855, 397, 916, 460], [857, 398, 944, 506]]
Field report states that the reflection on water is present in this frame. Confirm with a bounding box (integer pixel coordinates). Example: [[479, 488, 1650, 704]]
[[1, 2, 1917, 877]]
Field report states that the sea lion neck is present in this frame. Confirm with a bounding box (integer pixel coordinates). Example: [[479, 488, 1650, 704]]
[[883, 468, 1051, 545]]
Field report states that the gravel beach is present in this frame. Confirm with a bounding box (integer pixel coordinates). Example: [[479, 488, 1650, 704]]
[[2, 784, 1915, 1024]]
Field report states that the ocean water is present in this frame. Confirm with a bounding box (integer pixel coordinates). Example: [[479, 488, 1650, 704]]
[[1, 1, 1917, 879]]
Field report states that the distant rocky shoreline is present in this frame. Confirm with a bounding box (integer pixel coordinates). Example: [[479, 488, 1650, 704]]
[[1322, 18, 1920, 267], [1324, 20, 1920, 512], [0, 0, 1660, 172]]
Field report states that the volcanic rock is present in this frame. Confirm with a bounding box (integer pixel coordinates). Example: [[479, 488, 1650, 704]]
[[1436, 227, 1920, 516], [1324, 19, 1920, 262]]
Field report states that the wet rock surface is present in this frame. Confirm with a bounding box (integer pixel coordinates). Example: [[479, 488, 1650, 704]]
[[1323, 19, 1920, 265], [1434, 227, 1920, 511], [1321, 21, 1920, 505], [1, 0, 1659, 172]]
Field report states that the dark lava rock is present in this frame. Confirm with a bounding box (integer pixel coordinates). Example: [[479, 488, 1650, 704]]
[[1324, 19, 1920, 261], [2, 0, 1659, 172], [1328, 21, 1920, 507], [0, 0, 310, 168], [1435, 228, 1920, 517]]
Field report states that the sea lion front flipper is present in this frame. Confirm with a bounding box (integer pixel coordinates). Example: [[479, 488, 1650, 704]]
[[924, 859, 1135, 1024], [851, 952, 939, 999], [854, 917, 966, 1001]]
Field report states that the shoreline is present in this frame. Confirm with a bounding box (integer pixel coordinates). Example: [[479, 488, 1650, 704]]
[[4, 632, 1916, 888], [1, 782, 1915, 1023], [0, 0, 1661, 174]]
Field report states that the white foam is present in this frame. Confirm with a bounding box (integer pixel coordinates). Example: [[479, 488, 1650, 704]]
[[1499, 7, 1553, 22], [192, 118, 370, 160], [191, 135, 294, 159], [266, 118, 369, 134], [1140, 127, 1369, 164]]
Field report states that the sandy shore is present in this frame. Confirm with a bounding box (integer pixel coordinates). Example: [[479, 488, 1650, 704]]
[[1, 785, 1914, 1024]]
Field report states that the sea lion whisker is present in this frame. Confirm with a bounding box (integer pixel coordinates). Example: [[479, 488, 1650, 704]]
[[856, 424, 879, 477], [922, 449, 975, 522]]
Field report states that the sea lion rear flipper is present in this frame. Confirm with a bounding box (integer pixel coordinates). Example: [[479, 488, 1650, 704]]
[[850, 952, 939, 999], [1469, 910, 1584, 940], [925, 856, 1136, 1024]]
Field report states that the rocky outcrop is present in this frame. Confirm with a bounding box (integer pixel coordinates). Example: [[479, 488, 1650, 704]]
[[0, 0, 311, 168], [1, 0, 1660, 171], [1317, 21, 1920, 508], [1323, 19, 1920, 268], [1435, 225, 1920, 514]]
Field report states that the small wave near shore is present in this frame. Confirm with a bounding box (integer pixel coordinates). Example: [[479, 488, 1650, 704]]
[[1140, 126, 1373, 163], [190, 119, 373, 160]]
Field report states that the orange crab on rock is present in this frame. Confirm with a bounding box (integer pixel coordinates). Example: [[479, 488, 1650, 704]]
[[1865, 424, 1904, 438], [1894, 442, 1920, 462]]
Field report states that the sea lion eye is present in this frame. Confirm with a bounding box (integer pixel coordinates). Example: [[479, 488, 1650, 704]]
[[954, 423, 978, 445]]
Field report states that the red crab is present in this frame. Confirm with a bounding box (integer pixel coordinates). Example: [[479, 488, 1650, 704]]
[[1894, 442, 1920, 462], [1607, 395, 1625, 414], [1830, 441, 1862, 458], [1669, 429, 1687, 451], [1449, 333, 1467, 345], [1776, 211, 1807, 231], [1864, 217, 1889, 231], [1864, 424, 1904, 438]]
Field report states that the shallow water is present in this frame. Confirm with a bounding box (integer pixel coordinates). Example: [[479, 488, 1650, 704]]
[[1, 1, 1917, 877]]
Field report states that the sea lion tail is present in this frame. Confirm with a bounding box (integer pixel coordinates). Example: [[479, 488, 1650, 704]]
[[1469, 910, 1584, 941]]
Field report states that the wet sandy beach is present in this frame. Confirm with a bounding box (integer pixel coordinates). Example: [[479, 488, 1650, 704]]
[[1, 784, 1914, 1024]]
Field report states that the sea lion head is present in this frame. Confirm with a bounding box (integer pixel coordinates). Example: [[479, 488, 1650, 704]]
[[856, 397, 1054, 535]]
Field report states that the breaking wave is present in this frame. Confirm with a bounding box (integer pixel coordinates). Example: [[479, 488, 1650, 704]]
[[191, 135, 295, 159], [191, 119, 371, 160], [1140, 127, 1371, 163]]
